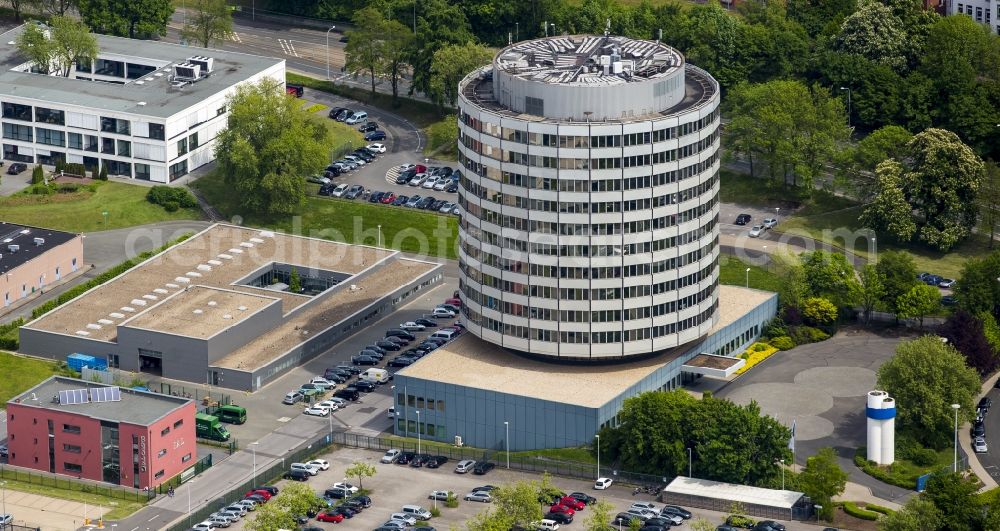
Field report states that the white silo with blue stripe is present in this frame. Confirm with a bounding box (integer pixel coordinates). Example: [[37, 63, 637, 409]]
[[866, 390, 896, 465]]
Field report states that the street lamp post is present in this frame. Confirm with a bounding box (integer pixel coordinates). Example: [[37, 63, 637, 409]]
[[686, 448, 692, 478], [839, 87, 852, 127], [952, 403, 961, 473], [377, 224, 382, 248], [1, 481, 6, 518], [325, 26, 337, 80], [504, 421, 510, 469], [871, 235, 878, 265], [251, 442, 259, 485], [595, 434, 600, 479], [745, 267, 751, 288], [416, 410, 421, 455], [550, 23, 556, 36], [515, 23, 519, 41], [779, 459, 785, 490], [544, 20, 548, 37]]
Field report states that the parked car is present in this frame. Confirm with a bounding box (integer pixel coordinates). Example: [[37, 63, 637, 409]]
[[939, 278, 956, 288], [351, 355, 378, 366], [299, 383, 323, 396], [405, 195, 423, 208], [381, 192, 397, 204], [386, 329, 417, 341], [432, 307, 456, 318], [979, 397, 992, 410], [333, 109, 354, 121], [464, 491, 493, 503], [365, 130, 387, 141], [334, 388, 361, 401], [455, 459, 476, 473], [328, 107, 348, 119], [358, 122, 379, 133], [368, 143, 387, 153], [344, 112, 368, 124], [191, 522, 217, 531], [409, 173, 429, 187], [392, 194, 410, 206], [753, 521, 786, 531], [545, 512, 573, 524], [399, 321, 426, 331], [473, 461, 496, 475], [330, 183, 350, 197], [556, 497, 585, 511], [317, 511, 346, 523], [345, 185, 365, 199], [422, 175, 441, 189], [282, 391, 305, 404], [382, 449, 402, 463], [397, 451, 415, 465], [568, 492, 597, 505], [307, 175, 331, 185], [594, 477, 613, 490], [283, 469, 310, 481], [6, 162, 27, 175], [762, 218, 778, 229], [426, 455, 449, 468], [416, 196, 435, 209], [303, 405, 329, 417], [975, 436, 988, 453], [390, 513, 418, 526], [725, 515, 756, 529], [350, 380, 377, 392], [438, 201, 456, 213], [749, 225, 764, 238], [661, 505, 692, 519], [735, 213, 751, 225], [613, 513, 640, 526], [331, 482, 359, 494]]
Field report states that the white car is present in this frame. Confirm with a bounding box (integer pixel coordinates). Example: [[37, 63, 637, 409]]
[[368, 143, 387, 154], [331, 482, 359, 494], [409, 173, 428, 186], [432, 307, 456, 318], [975, 436, 988, 453], [399, 321, 426, 331], [763, 217, 778, 229], [630, 502, 658, 512], [382, 449, 402, 463], [315, 400, 340, 412], [192, 523, 216, 531], [433, 178, 453, 191], [291, 462, 321, 475], [303, 405, 330, 417], [343, 155, 366, 166], [309, 377, 336, 390], [381, 521, 408, 530], [307, 459, 330, 471], [207, 516, 231, 528], [749, 225, 764, 238], [594, 477, 613, 490], [235, 499, 257, 511], [390, 513, 418, 526], [464, 491, 492, 503], [422, 175, 441, 189], [331, 183, 349, 197], [398, 163, 415, 172]]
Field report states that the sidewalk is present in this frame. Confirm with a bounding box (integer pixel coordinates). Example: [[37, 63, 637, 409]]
[[965, 373, 1000, 491], [834, 481, 903, 510]]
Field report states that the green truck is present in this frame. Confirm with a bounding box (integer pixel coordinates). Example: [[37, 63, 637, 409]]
[[195, 413, 231, 441], [215, 404, 247, 424]]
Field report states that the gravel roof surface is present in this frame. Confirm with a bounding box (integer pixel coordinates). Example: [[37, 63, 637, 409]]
[[122, 286, 279, 339]]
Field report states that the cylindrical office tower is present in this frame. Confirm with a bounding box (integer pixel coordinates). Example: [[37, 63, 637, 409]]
[[456, 34, 722, 360]]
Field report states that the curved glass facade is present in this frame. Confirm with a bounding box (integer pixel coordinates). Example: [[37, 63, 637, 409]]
[[456, 37, 722, 360]]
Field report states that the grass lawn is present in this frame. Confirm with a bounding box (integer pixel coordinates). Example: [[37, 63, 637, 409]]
[[719, 254, 784, 293], [193, 170, 459, 260], [0, 351, 70, 404], [0, 466, 145, 520], [305, 103, 329, 113], [319, 117, 365, 159], [0, 181, 201, 232], [508, 447, 596, 465], [855, 446, 952, 489], [720, 169, 857, 214]]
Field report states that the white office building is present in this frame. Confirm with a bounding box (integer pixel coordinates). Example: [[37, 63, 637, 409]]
[[456, 34, 722, 360], [946, 0, 999, 33], [0, 25, 284, 182]]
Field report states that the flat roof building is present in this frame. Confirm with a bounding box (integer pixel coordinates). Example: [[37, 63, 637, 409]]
[[0, 25, 284, 181], [0, 222, 83, 313], [6, 376, 196, 489], [19, 224, 443, 390]]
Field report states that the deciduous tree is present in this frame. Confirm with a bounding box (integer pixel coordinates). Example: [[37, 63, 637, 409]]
[[382, 19, 414, 101], [874, 250, 918, 318], [796, 448, 847, 521], [876, 336, 980, 449], [923, 473, 982, 531], [344, 461, 376, 489], [979, 162, 1000, 249], [584, 500, 615, 531], [407, 0, 474, 99], [955, 252, 1000, 316], [270, 482, 323, 521], [466, 507, 513, 531], [859, 160, 916, 243], [834, 0, 908, 69], [345, 7, 389, 97], [896, 283, 940, 329], [17, 18, 99, 79], [877, 495, 942, 531], [800, 251, 857, 307], [181, 0, 233, 48], [492, 481, 544, 529], [245, 501, 297, 531], [939, 310, 998, 376], [851, 264, 885, 325], [844, 125, 913, 198], [802, 297, 837, 326], [78, 0, 174, 39], [214, 78, 332, 215], [429, 42, 492, 107]]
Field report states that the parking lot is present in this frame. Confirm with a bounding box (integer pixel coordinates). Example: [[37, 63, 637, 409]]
[[216, 447, 836, 531]]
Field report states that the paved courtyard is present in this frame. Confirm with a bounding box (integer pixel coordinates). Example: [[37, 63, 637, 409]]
[[712, 329, 915, 503]]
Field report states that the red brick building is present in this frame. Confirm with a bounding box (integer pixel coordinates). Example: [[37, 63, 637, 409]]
[[6, 377, 196, 489]]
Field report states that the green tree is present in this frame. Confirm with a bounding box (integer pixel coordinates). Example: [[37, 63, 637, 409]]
[[48, 16, 99, 78], [800, 251, 857, 307], [492, 480, 543, 529], [584, 500, 615, 531], [345, 7, 388, 97], [979, 162, 1000, 248], [271, 482, 323, 520], [877, 495, 942, 531], [344, 460, 376, 489], [288, 268, 302, 293], [796, 448, 847, 521], [939, 310, 998, 376], [429, 42, 492, 107], [802, 297, 837, 326], [688, 518, 716, 531], [903, 128, 986, 251], [923, 473, 982, 531], [35, 0, 78, 16], [98, 162, 108, 180], [834, 0, 908, 69], [896, 283, 940, 329], [851, 264, 885, 325], [955, 252, 1000, 316], [859, 160, 917, 243], [381, 19, 414, 101], [31, 165, 43, 185], [78, 0, 174, 39], [407, 0, 474, 99], [16, 22, 55, 75], [845, 125, 913, 198], [181, 0, 233, 48], [875, 250, 918, 318], [683, 1, 752, 90], [245, 500, 297, 531], [466, 507, 513, 531], [214, 77, 331, 215], [876, 336, 981, 448]]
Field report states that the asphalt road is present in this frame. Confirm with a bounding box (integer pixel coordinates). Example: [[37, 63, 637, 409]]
[[975, 386, 1000, 483]]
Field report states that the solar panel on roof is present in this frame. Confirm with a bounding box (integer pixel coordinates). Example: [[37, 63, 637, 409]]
[[90, 386, 122, 403], [59, 388, 90, 405]]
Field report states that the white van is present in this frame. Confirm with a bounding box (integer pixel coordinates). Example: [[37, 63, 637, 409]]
[[345, 111, 368, 124], [401, 505, 432, 521], [361, 368, 389, 384], [430, 329, 458, 342]]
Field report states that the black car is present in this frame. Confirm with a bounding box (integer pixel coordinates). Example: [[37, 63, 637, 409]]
[[639, 526, 669, 531], [330, 506, 357, 518], [365, 130, 387, 141], [335, 109, 354, 121], [6, 162, 26, 175], [979, 397, 993, 410], [425, 455, 449, 468], [415, 196, 435, 209], [661, 506, 692, 519], [353, 150, 375, 162], [752, 522, 786, 531], [350, 495, 372, 508], [644, 517, 675, 528], [284, 469, 310, 481], [358, 122, 380, 133], [337, 364, 362, 375], [386, 329, 416, 341], [334, 388, 361, 401], [388, 357, 415, 368], [376, 340, 402, 351], [352, 380, 377, 392], [319, 184, 336, 196], [392, 194, 409, 206], [396, 168, 417, 184], [397, 451, 415, 465], [973, 421, 986, 437], [364, 344, 387, 355], [613, 514, 640, 526], [254, 486, 279, 496], [942, 295, 958, 306], [323, 372, 349, 383], [568, 492, 597, 505], [384, 335, 410, 346], [329, 107, 348, 119], [369, 191, 385, 203], [302, 527, 325, 531], [445, 181, 459, 193], [428, 199, 446, 211], [410, 454, 431, 467], [326, 163, 346, 174], [545, 512, 573, 524], [352, 355, 379, 366], [434, 167, 454, 178], [735, 213, 752, 225], [414, 318, 437, 328], [473, 461, 495, 475], [325, 487, 349, 499], [344, 185, 365, 199]]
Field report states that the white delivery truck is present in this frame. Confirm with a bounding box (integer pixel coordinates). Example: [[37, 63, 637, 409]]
[[360, 368, 390, 384]]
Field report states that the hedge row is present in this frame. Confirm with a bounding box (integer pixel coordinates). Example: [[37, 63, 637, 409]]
[[0, 317, 25, 350], [853, 450, 917, 490], [864, 504, 895, 516], [30, 233, 193, 321], [841, 502, 880, 521]]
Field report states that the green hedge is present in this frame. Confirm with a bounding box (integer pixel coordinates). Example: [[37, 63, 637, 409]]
[[864, 503, 895, 516], [842, 502, 879, 521], [770, 336, 795, 350], [146, 186, 197, 211], [30, 233, 193, 320], [0, 317, 25, 350], [853, 449, 918, 489]]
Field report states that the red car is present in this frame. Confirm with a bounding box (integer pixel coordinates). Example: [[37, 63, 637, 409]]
[[445, 297, 462, 307], [549, 504, 576, 516], [381, 192, 397, 204], [557, 497, 586, 511], [244, 489, 272, 500], [317, 511, 345, 523]]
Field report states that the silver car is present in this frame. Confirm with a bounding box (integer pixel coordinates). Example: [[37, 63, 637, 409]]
[[464, 491, 492, 503]]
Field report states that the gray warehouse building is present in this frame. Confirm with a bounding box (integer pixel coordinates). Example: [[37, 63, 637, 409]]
[[19, 224, 442, 390]]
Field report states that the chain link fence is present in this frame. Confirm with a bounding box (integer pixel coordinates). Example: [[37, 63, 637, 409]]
[[0, 465, 155, 503]]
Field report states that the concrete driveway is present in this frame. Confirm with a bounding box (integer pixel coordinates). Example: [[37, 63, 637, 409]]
[[711, 329, 916, 504]]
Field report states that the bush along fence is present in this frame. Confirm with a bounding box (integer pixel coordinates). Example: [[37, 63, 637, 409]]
[[29, 233, 193, 321]]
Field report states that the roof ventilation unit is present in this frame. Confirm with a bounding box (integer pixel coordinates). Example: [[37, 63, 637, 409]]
[[172, 63, 201, 81], [187, 56, 214, 74], [33, 237, 45, 246]]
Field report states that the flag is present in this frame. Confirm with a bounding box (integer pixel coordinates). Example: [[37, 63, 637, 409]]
[[788, 419, 796, 453]]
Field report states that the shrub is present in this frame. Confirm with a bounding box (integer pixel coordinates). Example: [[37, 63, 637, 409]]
[[146, 185, 197, 209], [763, 317, 787, 339], [790, 326, 828, 345], [163, 200, 179, 212], [57, 183, 79, 193], [444, 494, 458, 508], [770, 336, 795, 350], [842, 502, 879, 521], [783, 305, 803, 325], [429, 506, 441, 517], [62, 162, 87, 177], [54, 159, 65, 173], [98, 164, 108, 180], [753, 343, 769, 352], [31, 165, 44, 184], [29, 183, 54, 195], [864, 504, 895, 516], [803, 297, 838, 325], [909, 447, 937, 466], [0, 317, 24, 350], [735, 343, 779, 375]]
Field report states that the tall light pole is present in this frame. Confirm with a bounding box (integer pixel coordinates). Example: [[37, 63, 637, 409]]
[[745, 267, 751, 288], [544, 21, 548, 37], [687, 448, 692, 478], [952, 403, 961, 473], [779, 459, 785, 490], [325, 26, 337, 80], [595, 434, 600, 479], [377, 225, 382, 248], [515, 22, 519, 41], [1, 480, 6, 519], [839, 87, 852, 128], [416, 410, 421, 455], [550, 23, 556, 36], [504, 421, 510, 469], [871, 235, 878, 265], [250, 442, 258, 485]]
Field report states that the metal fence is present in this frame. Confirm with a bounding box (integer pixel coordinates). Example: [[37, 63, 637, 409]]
[[0, 465, 155, 503], [4, 523, 41, 531], [156, 454, 215, 494], [332, 432, 673, 487]]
